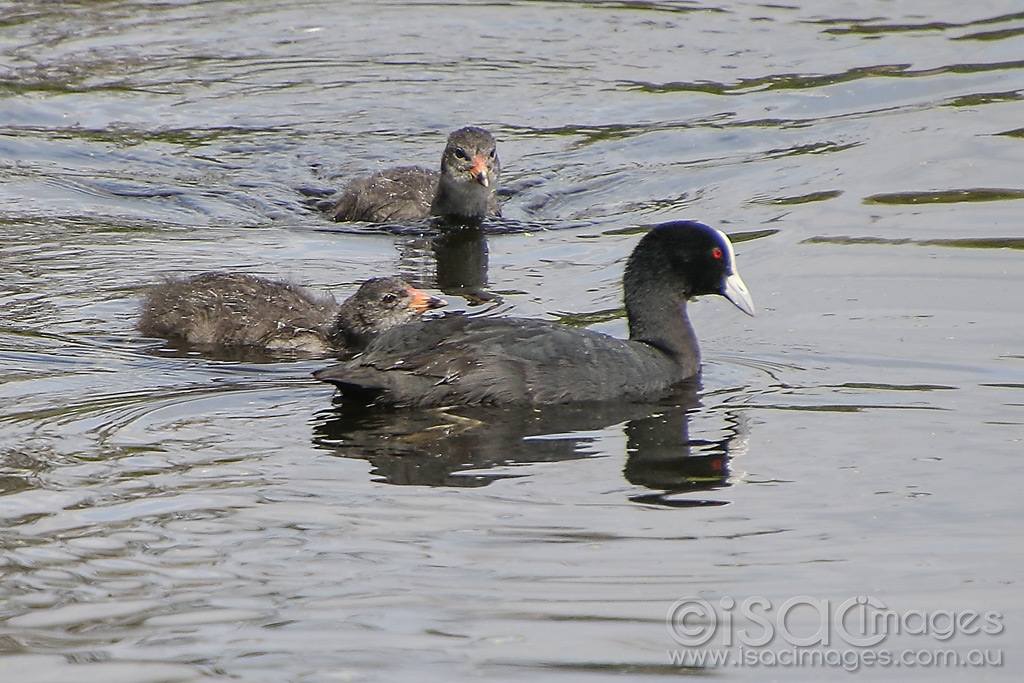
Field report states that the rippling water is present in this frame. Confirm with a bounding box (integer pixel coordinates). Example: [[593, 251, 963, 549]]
[[2, 1, 1022, 680]]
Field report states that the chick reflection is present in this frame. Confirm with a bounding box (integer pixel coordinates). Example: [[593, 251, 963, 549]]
[[312, 385, 748, 505], [396, 226, 495, 304]]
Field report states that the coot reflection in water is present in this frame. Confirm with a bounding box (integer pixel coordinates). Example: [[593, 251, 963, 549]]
[[366, 213, 562, 303], [395, 226, 495, 303], [395, 217, 567, 303], [312, 384, 744, 507]]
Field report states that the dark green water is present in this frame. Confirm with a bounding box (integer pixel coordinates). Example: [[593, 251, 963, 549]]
[[1, 1, 1022, 680]]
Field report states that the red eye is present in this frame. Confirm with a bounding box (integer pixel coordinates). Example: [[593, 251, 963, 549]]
[[712, 247, 723, 259]]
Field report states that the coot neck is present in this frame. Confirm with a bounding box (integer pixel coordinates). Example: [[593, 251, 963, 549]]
[[430, 171, 490, 219], [327, 305, 372, 351], [623, 243, 700, 365]]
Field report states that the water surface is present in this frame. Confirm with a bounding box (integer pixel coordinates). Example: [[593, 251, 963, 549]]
[[1, 1, 1022, 680]]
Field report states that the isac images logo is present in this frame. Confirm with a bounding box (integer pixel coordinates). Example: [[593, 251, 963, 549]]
[[665, 595, 1003, 672]]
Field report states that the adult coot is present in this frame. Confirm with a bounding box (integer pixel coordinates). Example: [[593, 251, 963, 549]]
[[140, 274, 446, 356], [331, 126, 501, 223], [314, 221, 754, 406]]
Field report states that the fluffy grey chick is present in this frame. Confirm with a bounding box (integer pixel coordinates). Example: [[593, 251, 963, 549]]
[[331, 126, 500, 223], [140, 273, 445, 357]]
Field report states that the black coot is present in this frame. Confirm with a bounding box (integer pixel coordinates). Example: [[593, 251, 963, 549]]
[[315, 221, 754, 405], [140, 274, 446, 356], [331, 126, 501, 223]]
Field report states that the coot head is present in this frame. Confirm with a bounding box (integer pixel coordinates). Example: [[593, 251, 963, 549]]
[[329, 276, 447, 350], [622, 220, 753, 360], [431, 126, 501, 220]]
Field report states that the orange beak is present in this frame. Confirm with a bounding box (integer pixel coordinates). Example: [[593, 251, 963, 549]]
[[406, 287, 447, 313], [470, 155, 490, 187]]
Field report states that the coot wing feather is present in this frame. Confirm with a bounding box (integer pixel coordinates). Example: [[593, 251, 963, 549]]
[[315, 314, 689, 407]]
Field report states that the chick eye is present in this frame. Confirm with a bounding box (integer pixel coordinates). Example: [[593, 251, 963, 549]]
[[488, 148, 496, 159], [381, 293, 397, 304], [453, 148, 470, 161], [712, 247, 723, 260]]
